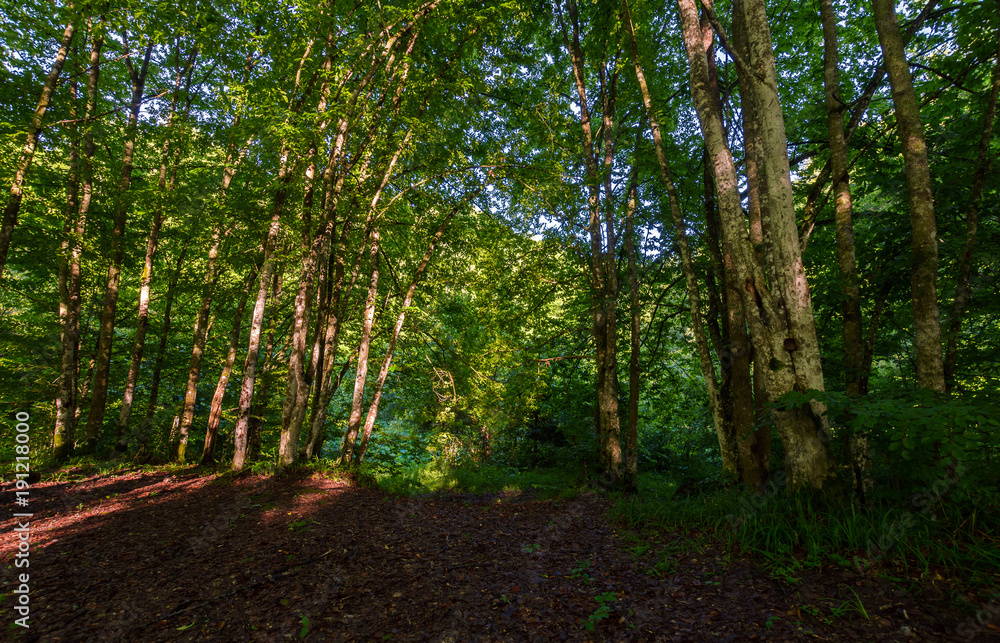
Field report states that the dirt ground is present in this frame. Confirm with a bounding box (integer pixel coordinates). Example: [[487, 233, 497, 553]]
[[2, 468, 998, 642]]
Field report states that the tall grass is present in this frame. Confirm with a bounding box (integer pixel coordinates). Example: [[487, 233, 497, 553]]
[[608, 479, 1000, 589]]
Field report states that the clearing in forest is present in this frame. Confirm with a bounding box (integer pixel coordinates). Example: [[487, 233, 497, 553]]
[[0, 468, 987, 641]]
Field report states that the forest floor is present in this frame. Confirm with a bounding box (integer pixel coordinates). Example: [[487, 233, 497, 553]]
[[2, 467, 998, 642]]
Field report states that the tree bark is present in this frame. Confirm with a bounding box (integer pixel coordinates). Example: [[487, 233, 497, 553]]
[[117, 47, 198, 449], [872, 0, 946, 393], [340, 230, 381, 465], [623, 0, 730, 476], [137, 239, 190, 459], [174, 222, 229, 461], [943, 22, 1000, 390], [559, 0, 622, 486], [624, 174, 640, 493], [54, 38, 87, 463], [201, 271, 254, 465], [232, 165, 292, 470], [0, 17, 77, 280], [679, 0, 831, 489], [820, 0, 870, 499], [248, 269, 284, 466], [81, 41, 153, 452]]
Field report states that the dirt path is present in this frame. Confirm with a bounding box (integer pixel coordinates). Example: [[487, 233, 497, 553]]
[[1, 469, 990, 641]]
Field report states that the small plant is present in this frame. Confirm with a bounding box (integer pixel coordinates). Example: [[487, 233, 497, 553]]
[[522, 543, 541, 553], [765, 615, 780, 629], [569, 558, 594, 583], [299, 614, 310, 638], [581, 592, 616, 632], [846, 587, 869, 620]]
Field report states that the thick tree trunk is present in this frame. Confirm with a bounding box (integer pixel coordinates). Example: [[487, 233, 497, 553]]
[[201, 272, 253, 465], [0, 18, 76, 280], [679, 0, 831, 489], [117, 48, 197, 449], [872, 0, 946, 393], [943, 27, 999, 390], [81, 42, 153, 452]]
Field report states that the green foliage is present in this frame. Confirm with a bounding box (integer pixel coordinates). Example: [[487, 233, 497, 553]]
[[362, 461, 583, 498], [774, 387, 1000, 489], [581, 592, 617, 632]]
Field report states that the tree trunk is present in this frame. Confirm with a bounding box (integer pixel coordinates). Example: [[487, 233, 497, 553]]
[[81, 42, 153, 452], [872, 0, 946, 393], [137, 239, 190, 460], [623, 0, 730, 475], [820, 0, 870, 500], [624, 175, 640, 493], [117, 47, 198, 449], [201, 271, 254, 465], [174, 223, 228, 461], [731, 2, 770, 462], [354, 178, 489, 464], [0, 17, 76, 280], [340, 230, 380, 465], [54, 37, 88, 463], [232, 164, 291, 471], [679, 0, 831, 489], [943, 23, 1000, 390], [560, 0, 621, 486], [248, 269, 284, 465]]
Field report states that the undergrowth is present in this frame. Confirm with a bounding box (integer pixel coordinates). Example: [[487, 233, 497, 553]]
[[360, 460, 584, 499], [608, 478, 1000, 593]]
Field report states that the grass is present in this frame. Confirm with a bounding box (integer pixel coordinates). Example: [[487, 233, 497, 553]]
[[607, 477, 1000, 592], [360, 461, 584, 499]]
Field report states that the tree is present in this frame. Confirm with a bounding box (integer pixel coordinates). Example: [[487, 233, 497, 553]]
[[872, 0, 945, 393]]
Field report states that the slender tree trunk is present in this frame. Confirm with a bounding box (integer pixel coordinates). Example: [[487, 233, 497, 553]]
[[303, 223, 366, 459], [117, 48, 197, 449], [174, 224, 228, 461], [248, 269, 284, 465], [873, 0, 946, 393], [943, 24, 1000, 390], [276, 218, 331, 468], [81, 42, 153, 452], [623, 0, 730, 475], [820, 0, 865, 397], [820, 0, 870, 499], [624, 176, 640, 493], [559, 0, 621, 486], [201, 272, 253, 465], [354, 178, 489, 464], [679, 0, 831, 489], [340, 230, 380, 465], [137, 239, 189, 459], [54, 41, 85, 463], [0, 18, 76, 280]]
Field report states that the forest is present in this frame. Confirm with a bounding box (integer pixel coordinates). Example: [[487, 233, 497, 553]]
[[1, 0, 999, 639]]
